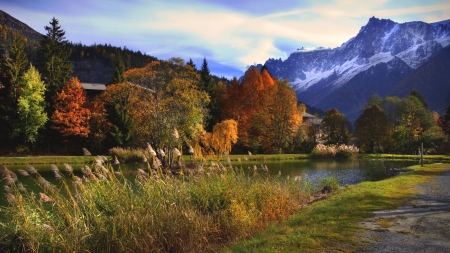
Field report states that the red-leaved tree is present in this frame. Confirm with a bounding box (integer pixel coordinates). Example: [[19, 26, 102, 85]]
[[51, 77, 91, 138]]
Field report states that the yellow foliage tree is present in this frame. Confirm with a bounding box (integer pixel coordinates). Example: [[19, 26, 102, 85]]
[[211, 119, 238, 159]]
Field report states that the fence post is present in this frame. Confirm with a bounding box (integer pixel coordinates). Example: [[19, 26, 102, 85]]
[[420, 142, 424, 167]]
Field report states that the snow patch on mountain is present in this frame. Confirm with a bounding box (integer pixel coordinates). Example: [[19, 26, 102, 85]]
[[261, 17, 450, 95]]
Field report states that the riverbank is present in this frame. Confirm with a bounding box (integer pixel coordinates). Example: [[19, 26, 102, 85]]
[[221, 163, 449, 252], [0, 153, 449, 165]]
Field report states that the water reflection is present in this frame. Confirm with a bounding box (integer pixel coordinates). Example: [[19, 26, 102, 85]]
[[1, 159, 420, 206]]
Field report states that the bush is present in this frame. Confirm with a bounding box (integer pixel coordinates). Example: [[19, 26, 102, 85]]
[[319, 176, 340, 193], [109, 147, 150, 163], [311, 144, 358, 159]]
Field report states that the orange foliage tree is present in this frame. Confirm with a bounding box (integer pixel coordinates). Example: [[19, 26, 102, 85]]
[[221, 68, 302, 153], [51, 77, 91, 138]]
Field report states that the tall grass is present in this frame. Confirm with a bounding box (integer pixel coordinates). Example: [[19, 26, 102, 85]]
[[311, 144, 359, 158], [0, 158, 313, 252]]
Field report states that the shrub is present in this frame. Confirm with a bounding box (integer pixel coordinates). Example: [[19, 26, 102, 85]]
[[319, 176, 340, 193]]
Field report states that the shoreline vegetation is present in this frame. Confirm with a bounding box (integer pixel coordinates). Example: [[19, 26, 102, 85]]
[[0, 154, 448, 252], [0, 156, 332, 252], [0, 153, 449, 165], [222, 163, 450, 252]]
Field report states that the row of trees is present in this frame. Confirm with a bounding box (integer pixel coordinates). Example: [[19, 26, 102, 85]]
[[1, 17, 449, 156], [316, 92, 448, 154]]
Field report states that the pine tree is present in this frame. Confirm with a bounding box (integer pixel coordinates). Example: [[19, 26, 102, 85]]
[[5, 31, 28, 101], [200, 57, 212, 92], [39, 17, 73, 106], [112, 50, 125, 84], [187, 58, 196, 69]]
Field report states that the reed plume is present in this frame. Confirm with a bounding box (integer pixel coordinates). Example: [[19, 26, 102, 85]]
[[51, 164, 62, 180], [82, 148, 92, 156], [18, 169, 30, 177], [27, 164, 38, 175], [147, 143, 157, 156]]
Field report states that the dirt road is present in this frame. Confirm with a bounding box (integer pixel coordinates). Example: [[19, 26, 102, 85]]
[[359, 168, 450, 252]]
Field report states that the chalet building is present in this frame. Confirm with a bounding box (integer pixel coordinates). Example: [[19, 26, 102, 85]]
[[81, 83, 106, 101], [302, 112, 322, 125], [302, 112, 322, 139]]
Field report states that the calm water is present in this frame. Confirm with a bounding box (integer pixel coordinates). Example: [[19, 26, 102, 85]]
[[1, 159, 420, 206]]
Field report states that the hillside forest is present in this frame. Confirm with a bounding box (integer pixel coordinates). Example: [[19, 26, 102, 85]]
[[0, 18, 449, 156]]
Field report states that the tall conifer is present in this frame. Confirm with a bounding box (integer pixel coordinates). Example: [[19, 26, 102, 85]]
[[39, 17, 73, 107]]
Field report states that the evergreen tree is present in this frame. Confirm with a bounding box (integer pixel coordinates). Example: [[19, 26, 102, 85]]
[[5, 31, 28, 101], [111, 50, 125, 84], [410, 89, 428, 108], [187, 58, 196, 69], [39, 17, 73, 106], [14, 64, 48, 145], [200, 57, 212, 92]]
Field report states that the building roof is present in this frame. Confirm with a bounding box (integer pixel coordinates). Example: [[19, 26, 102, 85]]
[[81, 83, 106, 91], [302, 112, 316, 118]]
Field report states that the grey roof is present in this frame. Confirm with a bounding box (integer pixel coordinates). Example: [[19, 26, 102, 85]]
[[302, 112, 316, 118], [81, 83, 106, 91]]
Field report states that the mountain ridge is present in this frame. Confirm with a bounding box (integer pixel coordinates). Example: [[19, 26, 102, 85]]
[[259, 16, 450, 119]]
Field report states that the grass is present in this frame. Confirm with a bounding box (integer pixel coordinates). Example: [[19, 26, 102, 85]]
[[0, 158, 318, 252], [222, 163, 449, 252], [0, 156, 98, 165], [1, 152, 449, 165]]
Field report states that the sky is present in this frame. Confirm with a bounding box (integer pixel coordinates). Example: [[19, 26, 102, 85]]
[[1, 0, 450, 79]]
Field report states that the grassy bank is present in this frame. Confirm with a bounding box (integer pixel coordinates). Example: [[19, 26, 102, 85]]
[[223, 163, 449, 252], [1, 153, 448, 165], [357, 153, 450, 161], [0, 156, 98, 165]]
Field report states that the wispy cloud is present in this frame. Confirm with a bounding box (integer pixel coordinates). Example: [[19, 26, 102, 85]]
[[1, 0, 449, 78]]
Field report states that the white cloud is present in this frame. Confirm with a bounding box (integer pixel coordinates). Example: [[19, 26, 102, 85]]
[[1, 0, 449, 78]]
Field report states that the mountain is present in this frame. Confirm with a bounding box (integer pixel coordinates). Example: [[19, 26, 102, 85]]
[[0, 10, 42, 41], [0, 10, 157, 84], [387, 44, 450, 113], [259, 17, 450, 120]]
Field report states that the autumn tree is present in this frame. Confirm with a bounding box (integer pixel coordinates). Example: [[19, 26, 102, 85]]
[[39, 17, 73, 107], [220, 67, 302, 153], [354, 104, 392, 153], [87, 97, 111, 153], [211, 119, 238, 159], [13, 64, 47, 145], [270, 80, 304, 153], [321, 108, 350, 145], [123, 58, 209, 148], [399, 95, 434, 152], [221, 77, 243, 121], [51, 77, 91, 138]]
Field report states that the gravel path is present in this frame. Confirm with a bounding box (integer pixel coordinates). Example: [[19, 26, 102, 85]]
[[359, 168, 450, 252]]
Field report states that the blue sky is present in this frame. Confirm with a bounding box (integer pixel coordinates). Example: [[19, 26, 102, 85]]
[[1, 0, 449, 79]]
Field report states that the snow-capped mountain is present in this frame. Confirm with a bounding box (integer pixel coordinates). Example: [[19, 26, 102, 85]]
[[259, 17, 450, 120]]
